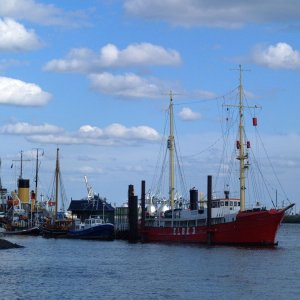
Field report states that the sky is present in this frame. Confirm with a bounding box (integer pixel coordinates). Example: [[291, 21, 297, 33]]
[[0, 0, 299, 211]]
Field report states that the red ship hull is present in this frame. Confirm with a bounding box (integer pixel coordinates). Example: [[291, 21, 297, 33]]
[[142, 209, 286, 246]]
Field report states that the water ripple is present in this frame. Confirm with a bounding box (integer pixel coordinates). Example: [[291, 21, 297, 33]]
[[1, 224, 300, 299]]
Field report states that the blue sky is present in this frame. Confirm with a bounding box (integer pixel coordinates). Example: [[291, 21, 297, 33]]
[[0, 0, 299, 210]]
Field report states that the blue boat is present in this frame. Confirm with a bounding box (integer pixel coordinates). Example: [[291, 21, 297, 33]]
[[67, 216, 114, 240]]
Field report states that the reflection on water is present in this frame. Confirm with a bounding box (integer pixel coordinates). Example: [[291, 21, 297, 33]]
[[1, 224, 300, 300]]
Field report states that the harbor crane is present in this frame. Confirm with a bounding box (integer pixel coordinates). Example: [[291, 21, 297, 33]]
[[84, 176, 95, 201]]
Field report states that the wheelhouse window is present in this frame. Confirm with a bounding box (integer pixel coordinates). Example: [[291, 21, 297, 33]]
[[212, 201, 220, 208]]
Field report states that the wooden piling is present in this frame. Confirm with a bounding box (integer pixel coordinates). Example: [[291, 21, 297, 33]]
[[128, 185, 139, 243], [207, 175, 212, 245], [141, 180, 146, 242]]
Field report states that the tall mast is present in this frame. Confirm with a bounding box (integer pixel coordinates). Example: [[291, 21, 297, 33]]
[[0, 158, 2, 189], [224, 65, 259, 211], [55, 148, 59, 219], [34, 148, 43, 205], [12, 151, 29, 183], [20, 150, 23, 179], [168, 91, 175, 210], [34, 149, 39, 203], [238, 65, 246, 211]]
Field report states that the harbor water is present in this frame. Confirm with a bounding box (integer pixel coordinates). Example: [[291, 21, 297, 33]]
[[1, 224, 300, 300]]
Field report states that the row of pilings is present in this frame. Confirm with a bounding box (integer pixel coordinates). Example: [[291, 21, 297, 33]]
[[125, 176, 213, 244]]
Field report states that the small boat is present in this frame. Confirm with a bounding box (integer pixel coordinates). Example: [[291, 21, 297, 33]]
[[41, 219, 73, 238], [3, 225, 40, 236], [142, 65, 294, 246], [67, 216, 114, 240]]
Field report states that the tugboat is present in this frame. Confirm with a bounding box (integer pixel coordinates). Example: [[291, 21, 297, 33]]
[[67, 216, 114, 240], [2, 151, 40, 236], [142, 65, 294, 246], [67, 176, 115, 240]]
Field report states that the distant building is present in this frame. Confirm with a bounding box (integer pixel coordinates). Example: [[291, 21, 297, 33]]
[[68, 194, 115, 224]]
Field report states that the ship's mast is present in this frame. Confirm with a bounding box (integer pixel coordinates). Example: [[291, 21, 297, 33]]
[[20, 150, 23, 179], [224, 65, 260, 211], [168, 91, 175, 210], [35, 149, 39, 200], [12, 150, 29, 184], [55, 148, 59, 219], [238, 65, 246, 211], [34, 148, 43, 204], [0, 158, 2, 189]]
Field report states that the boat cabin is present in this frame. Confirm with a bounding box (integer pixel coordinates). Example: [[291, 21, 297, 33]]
[[74, 216, 105, 230], [144, 197, 241, 229], [212, 198, 240, 209]]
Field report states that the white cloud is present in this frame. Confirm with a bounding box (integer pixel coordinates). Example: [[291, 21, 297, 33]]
[[44, 43, 181, 99], [79, 123, 160, 141], [110, 43, 181, 67], [27, 134, 83, 145], [103, 123, 160, 141], [4, 121, 161, 146], [0, 18, 41, 51], [0, 76, 51, 106], [44, 48, 96, 73], [89, 72, 165, 98], [44, 43, 181, 73], [0, 122, 63, 135], [78, 125, 103, 138], [251, 43, 300, 69], [190, 89, 217, 100], [178, 107, 201, 121], [123, 0, 300, 28], [78, 166, 104, 175], [0, 0, 88, 27]]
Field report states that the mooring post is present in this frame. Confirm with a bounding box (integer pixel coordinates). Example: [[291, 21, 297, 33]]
[[141, 180, 146, 242], [128, 184, 138, 243], [128, 184, 134, 200], [207, 175, 212, 245]]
